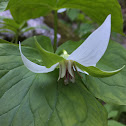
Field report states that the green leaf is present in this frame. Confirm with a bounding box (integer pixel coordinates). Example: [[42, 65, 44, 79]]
[[0, 43, 107, 126], [0, 25, 17, 33], [78, 23, 94, 37], [0, 39, 11, 44], [7, 0, 123, 34], [75, 62, 124, 78], [56, 40, 83, 55], [0, 1, 8, 12], [21, 25, 50, 33], [0, 17, 26, 34], [104, 104, 119, 119], [21, 36, 55, 66], [21, 26, 35, 33], [84, 41, 126, 105], [105, 103, 126, 117], [66, 9, 79, 21], [107, 110, 118, 119], [108, 120, 125, 126], [22, 35, 54, 52], [2, 18, 20, 29], [0, 29, 14, 34], [8, 2, 52, 23], [57, 40, 126, 105], [35, 36, 64, 68]]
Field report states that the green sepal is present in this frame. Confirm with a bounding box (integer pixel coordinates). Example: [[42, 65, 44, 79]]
[[75, 62, 125, 77], [34, 36, 64, 68]]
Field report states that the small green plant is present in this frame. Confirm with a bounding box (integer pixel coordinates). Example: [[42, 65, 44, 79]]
[[0, 16, 27, 43], [0, 16, 50, 43]]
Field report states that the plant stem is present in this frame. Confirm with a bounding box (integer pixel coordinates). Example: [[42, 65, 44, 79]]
[[15, 31, 19, 44], [53, 10, 58, 52]]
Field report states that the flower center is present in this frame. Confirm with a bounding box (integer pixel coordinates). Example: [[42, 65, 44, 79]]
[[58, 60, 76, 85], [60, 50, 69, 59], [59, 50, 82, 84]]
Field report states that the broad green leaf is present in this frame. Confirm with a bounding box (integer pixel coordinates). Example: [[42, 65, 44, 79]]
[[105, 104, 126, 117], [84, 41, 126, 105], [75, 62, 124, 77], [22, 35, 54, 52], [7, 0, 123, 34], [104, 104, 119, 119], [108, 120, 125, 126], [56, 40, 83, 55], [0, 39, 11, 44], [0, 43, 107, 126], [21, 36, 55, 66], [35, 37, 64, 68], [57, 0, 123, 34], [8, 2, 52, 23], [105, 104, 126, 126], [57, 40, 126, 105], [107, 111, 118, 119]]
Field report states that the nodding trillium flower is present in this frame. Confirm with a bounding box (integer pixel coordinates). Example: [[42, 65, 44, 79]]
[[19, 14, 124, 84]]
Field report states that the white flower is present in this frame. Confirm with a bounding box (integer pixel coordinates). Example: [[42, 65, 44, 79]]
[[19, 14, 124, 84]]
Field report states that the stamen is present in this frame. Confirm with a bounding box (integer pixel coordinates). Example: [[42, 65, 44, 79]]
[[68, 60, 74, 78], [58, 64, 61, 80], [60, 61, 66, 78], [73, 62, 83, 78], [58, 60, 79, 84], [64, 70, 69, 85]]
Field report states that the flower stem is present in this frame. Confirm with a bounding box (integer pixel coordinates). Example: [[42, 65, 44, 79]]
[[15, 31, 19, 44], [53, 10, 58, 52]]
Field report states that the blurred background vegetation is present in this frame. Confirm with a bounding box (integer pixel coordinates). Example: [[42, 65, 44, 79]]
[[0, 0, 125, 47]]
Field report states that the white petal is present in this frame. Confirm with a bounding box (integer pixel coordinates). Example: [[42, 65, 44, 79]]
[[67, 14, 111, 66], [57, 8, 66, 13], [19, 42, 58, 73]]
